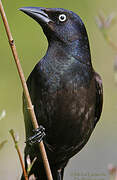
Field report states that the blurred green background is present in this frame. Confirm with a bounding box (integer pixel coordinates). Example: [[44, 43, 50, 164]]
[[0, 0, 117, 179]]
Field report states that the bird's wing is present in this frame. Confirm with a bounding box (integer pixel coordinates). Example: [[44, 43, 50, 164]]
[[94, 72, 103, 127]]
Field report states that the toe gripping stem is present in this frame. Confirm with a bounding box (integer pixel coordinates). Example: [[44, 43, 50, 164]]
[[26, 125, 46, 145]]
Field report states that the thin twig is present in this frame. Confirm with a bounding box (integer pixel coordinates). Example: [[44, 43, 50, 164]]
[[105, 35, 117, 52], [9, 129, 28, 180], [0, 1, 53, 180], [101, 28, 117, 52], [26, 155, 37, 175], [96, 12, 117, 52]]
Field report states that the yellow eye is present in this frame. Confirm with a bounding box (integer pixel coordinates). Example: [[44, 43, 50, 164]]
[[59, 14, 67, 22]]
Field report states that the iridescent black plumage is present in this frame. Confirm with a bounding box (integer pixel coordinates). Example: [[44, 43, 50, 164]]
[[20, 7, 103, 180]]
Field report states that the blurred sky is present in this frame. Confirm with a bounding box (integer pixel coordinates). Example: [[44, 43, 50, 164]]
[[0, 0, 117, 179]]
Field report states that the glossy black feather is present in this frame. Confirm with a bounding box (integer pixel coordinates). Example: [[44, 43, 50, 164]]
[[94, 72, 103, 127], [20, 7, 103, 180]]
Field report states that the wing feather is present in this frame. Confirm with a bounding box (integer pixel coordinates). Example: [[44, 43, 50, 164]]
[[94, 72, 103, 127]]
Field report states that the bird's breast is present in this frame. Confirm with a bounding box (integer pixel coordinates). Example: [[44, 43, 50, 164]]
[[29, 62, 96, 162], [39, 70, 96, 149]]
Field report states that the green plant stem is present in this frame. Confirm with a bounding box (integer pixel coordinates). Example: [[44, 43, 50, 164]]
[[9, 129, 28, 180]]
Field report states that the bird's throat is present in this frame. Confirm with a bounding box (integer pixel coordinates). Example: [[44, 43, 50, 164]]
[[46, 39, 91, 66]]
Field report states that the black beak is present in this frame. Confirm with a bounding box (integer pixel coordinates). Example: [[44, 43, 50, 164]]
[[19, 7, 52, 25]]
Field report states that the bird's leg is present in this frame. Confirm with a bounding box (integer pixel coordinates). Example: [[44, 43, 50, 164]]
[[26, 125, 46, 145]]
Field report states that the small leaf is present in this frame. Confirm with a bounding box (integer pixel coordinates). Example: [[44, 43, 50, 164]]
[[26, 155, 37, 175], [95, 16, 103, 29], [0, 110, 6, 121], [27, 155, 31, 168], [105, 13, 116, 28], [0, 140, 7, 150]]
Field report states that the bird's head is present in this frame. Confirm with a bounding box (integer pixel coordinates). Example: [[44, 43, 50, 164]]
[[19, 7, 91, 65], [19, 7, 89, 44]]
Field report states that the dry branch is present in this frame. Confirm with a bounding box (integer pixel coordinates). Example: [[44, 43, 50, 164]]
[[0, 1, 53, 179]]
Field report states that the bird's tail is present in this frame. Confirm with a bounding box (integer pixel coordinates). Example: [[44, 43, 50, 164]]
[[52, 168, 64, 180]]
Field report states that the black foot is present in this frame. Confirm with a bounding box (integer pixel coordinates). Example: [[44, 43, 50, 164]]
[[26, 125, 46, 145]]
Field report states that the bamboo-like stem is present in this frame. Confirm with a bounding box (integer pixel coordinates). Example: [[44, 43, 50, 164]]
[[9, 130, 28, 180], [0, 1, 53, 180]]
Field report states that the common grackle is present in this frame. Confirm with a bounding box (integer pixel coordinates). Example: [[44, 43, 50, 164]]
[[19, 7, 103, 180]]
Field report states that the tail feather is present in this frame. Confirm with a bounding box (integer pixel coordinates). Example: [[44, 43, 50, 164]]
[[52, 168, 64, 180]]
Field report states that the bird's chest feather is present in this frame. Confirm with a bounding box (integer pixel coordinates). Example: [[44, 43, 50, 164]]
[[32, 61, 95, 150]]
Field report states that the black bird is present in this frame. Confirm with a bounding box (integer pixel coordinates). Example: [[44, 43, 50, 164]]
[[19, 7, 103, 180]]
